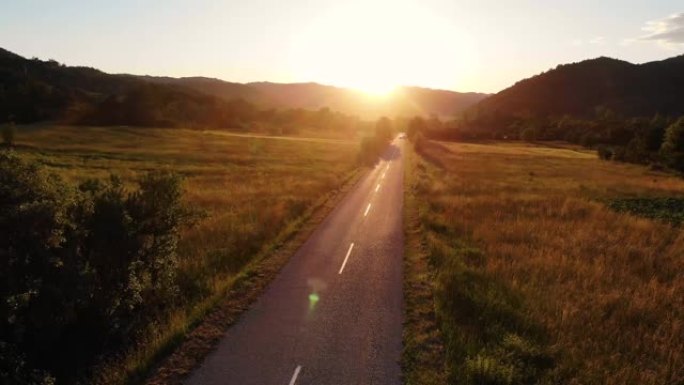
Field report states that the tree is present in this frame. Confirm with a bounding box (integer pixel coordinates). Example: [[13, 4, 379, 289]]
[[407, 116, 426, 141], [520, 125, 538, 142], [2, 123, 15, 146], [644, 113, 667, 152], [375, 117, 393, 143], [660, 117, 684, 171]]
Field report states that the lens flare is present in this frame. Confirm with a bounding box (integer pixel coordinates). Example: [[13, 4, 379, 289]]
[[308, 292, 320, 310]]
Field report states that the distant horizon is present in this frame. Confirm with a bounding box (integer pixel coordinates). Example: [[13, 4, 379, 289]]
[[2, 0, 682, 94], [3, 47, 682, 95], [5, 45, 683, 96]]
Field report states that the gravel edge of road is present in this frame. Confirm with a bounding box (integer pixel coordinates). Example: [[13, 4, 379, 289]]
[[140, 167, 366, 385]]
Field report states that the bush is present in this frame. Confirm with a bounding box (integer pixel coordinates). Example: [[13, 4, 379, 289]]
[[596, 145, 613, 160], [357, 136, 383, 165], [660, 117, 684, 171], [0, 152, 192, 382], [356, 117, 395, 166], [520, 126, 538, 142], [2, 123, 15, 146], [375, 116, 394, 143]]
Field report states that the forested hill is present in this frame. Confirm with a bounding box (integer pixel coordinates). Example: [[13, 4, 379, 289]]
[[0, 47, 487, 126], [138, 78, 488, 119], [468, 55, 684, 122], [0, 48, 259, 127]]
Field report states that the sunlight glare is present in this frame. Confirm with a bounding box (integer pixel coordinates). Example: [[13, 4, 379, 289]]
[[288, 0, 478, 92]]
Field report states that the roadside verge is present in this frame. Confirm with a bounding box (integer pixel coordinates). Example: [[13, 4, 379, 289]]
[[401, 144, 449, 384]]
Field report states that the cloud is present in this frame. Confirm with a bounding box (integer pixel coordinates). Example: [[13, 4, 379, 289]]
[[589, 36, 606, 45], [640, 12, 684, 45]]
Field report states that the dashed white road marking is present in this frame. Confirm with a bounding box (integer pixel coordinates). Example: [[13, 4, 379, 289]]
[[381, 171, 386, 179], [338, 243, 355, 274], [364, 203, 372, 217], [288, 365, 302, 385], [375, 184, 380, 193]]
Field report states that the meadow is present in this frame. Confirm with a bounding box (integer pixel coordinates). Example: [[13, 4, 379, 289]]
[[406, 139, 683, 384], [11, 124, 360, 383]]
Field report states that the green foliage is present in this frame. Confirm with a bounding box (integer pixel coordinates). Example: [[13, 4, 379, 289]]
[[0, 152, 192, 382], [607, 197, 684, 225], [520, 126, 538, 142], [596, 144, 613, 160], [356, 117, 395, 165], [659, 117, 684, 171], [464, 334, 554, 385], [357, 136, 384, 166], [0, 49, 362, 134], [375, 116, 394, 142], [407, 116, 426, 141], [2, 123, 15, 146]]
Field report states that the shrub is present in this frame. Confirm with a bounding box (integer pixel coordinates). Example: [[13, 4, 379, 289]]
[[2, 123, 15, 146], [0, 152, 192, 382], [596, 144, 613, 160], [375, 116, 394, 143], [356, 117, 395, 166], [357, 136, 382, 165], [660, 117, 684, 171], [520, 126, 537, 142]]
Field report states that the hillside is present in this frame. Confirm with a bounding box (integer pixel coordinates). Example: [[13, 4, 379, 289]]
[[468, 55, 684, 121], [140, 76, 268, 106], [140, 77, 488, 119], [0, 48, 257, 127], [0, 46, 487, 125]]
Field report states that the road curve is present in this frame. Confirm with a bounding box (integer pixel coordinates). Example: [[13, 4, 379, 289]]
[[186, 138, 405, 385]]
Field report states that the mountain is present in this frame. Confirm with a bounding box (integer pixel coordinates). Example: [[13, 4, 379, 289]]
[[140, 76, 268, 105], [138, 78, 488, 119], [0, 47, 486, 125], [468, 55, 684, 121], [0, 48, 258, 127]]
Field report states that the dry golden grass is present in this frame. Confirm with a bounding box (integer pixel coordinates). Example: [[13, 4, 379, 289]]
[[13, 124, 360, 383], [412, 140, 684, 384]]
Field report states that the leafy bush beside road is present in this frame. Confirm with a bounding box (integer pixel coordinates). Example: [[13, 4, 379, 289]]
[[0, 152, 192, 383]]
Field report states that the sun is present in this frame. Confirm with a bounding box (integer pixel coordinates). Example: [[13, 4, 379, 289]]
[[288, 0, 478, 94], [354, 82, 397, 97]]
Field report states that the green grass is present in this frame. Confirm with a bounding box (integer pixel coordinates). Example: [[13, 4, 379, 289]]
[[12, 124, 360, 384], [402, 145, 449, 385], [607, 197, 684, 225], [409, 139, 684, 385]]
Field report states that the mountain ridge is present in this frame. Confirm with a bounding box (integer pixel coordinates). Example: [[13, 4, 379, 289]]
[[468, 54, 684, 122]]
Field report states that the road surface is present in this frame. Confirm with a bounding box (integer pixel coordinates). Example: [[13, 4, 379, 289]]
[[186, 138, 405, 385]]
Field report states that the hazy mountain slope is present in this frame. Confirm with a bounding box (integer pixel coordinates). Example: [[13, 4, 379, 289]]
[[0, 48, 257, 126], [141, 76, 268, 105], [469, 55, 684, 120], [249, 81, 488, 118], [0, 46, 487, 124], [141, 78, 489, 119]]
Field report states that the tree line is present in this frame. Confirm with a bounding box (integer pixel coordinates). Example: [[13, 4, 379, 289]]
[[0, 51, 361, 137], [404, 112, 684, 172]]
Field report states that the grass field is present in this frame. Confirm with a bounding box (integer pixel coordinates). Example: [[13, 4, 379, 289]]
[[407, 140, 684, 384], [12, 124, 360, 383]]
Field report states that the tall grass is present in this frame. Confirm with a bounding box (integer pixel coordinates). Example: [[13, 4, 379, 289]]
[[13, 125, 359, 383], [411, 140, 684, 384]]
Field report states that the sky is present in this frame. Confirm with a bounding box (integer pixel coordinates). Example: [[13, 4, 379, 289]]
[[1, 0, 683, 93]]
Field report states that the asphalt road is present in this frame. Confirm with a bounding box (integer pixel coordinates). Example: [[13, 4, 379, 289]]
[[186, 138, 405, 385]]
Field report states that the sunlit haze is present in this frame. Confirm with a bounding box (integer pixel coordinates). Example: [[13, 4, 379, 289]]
[[2, 0, 683, 93]]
